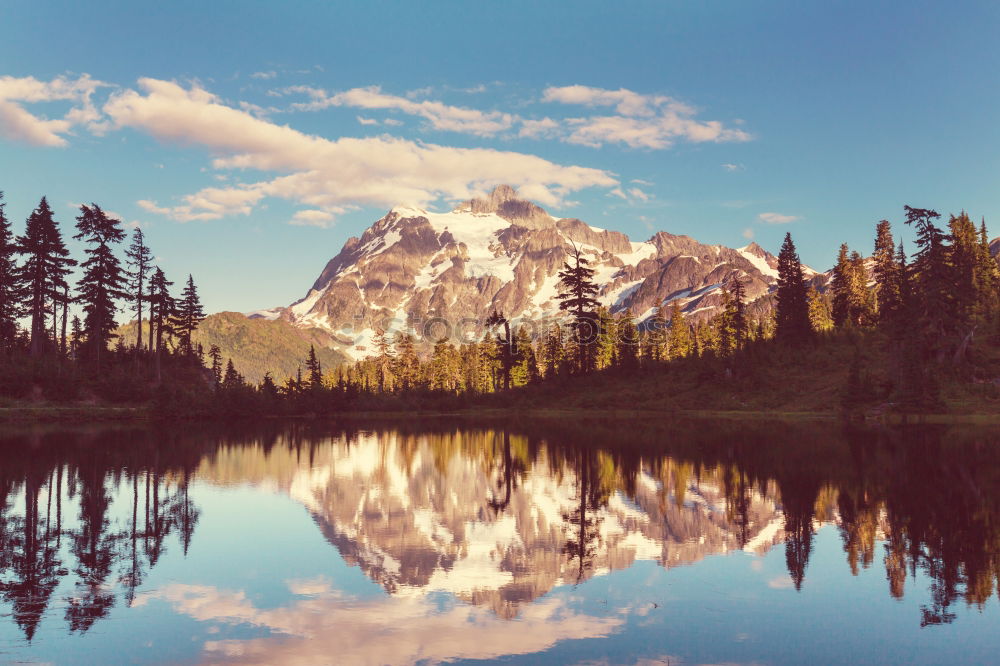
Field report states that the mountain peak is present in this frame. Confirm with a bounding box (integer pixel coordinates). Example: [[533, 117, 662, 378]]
[[459, 184, 554, 229]]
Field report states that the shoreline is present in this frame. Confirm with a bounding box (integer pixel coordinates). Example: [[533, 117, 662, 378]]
[[1, 404, 999, 425]]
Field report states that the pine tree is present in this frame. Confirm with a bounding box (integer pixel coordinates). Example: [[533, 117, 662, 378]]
[[974, 218, 999, 317], [831, 244, 851, 327], [222, 359, 242, 389], [872, 220, 900, 324], [0, 192, 23, 352], [208, 344, 223, 385], [615, 310, 639, 368], [556, 245, 600, 373], [74, 204, 128, 365], [372, 327, 395, 392], [666, 301, 693, 359], [172, 275, 205, 356], [947, 211, 980, 325], [485, 310, 515, 390], [594, 307, 616, 370], [511, 326, 539, 386], [774, 232, 811, 343], [429, 337, 459, 392], [847, 250, 873, 326], [540, 323, 565, 378], [16, 197, 76, 355], [904, 205, 950, 348], [807, 287, 834, 332], [648, 305, 668, 362], [727, 277, 748, 352], [147, 267, 175, 354], [125, 228, 153, 351], [305, 344, 323, 390], [393, 333, 419, 390]]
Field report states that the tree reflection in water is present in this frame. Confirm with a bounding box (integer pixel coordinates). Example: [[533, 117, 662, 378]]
[[1, 419, 999, 640]]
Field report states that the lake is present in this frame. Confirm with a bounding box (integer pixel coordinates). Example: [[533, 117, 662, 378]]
[[0, 418, 998, 665]]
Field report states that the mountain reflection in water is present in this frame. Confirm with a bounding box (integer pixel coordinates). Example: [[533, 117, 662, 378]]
[[1, 419, 999, 664]]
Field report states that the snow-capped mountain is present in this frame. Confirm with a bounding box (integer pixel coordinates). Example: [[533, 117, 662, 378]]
[[253, 185, 792, 360]]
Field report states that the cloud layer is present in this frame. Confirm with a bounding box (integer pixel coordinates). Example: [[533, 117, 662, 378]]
[[106, 78, 617, 225], [0, 74, 106, 146]]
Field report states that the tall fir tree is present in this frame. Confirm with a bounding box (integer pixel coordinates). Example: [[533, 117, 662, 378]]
[[556, 245, 600, 373], [147, 267, 175, 354], [16, 197, 75, 355], [666, 301, 693, 359], [774, 232, 811, 343], [615, 310, 639, 368], [305, 344, 323, 389], [0, 192, 23, 352], [831, 244, 851, 327], [74, 204, 128, 365], [540, 323, 565, 378], [172, 274, 205, 356], [125, 228, 153, 351], [872, 220, 900, 324], [208, 344, 223, 385], [904, 205, 950, 348]]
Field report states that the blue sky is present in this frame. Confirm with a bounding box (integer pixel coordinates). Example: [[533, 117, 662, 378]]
[[1, 0, 999, 313]]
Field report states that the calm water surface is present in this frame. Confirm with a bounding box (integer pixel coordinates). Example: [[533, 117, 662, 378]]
[[0, 419, 998, 665]]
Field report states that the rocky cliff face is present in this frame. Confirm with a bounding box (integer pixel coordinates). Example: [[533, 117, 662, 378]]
[[253, 186, 799, 360]]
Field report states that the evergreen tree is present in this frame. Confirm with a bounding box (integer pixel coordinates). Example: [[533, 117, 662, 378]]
[[485, 310, 515, 390], [125, 228, 152, 351], [807, 287, 834, 332], [511, 326, 539, 386], [872, 220, 900, 324], [172, 275, 205, 356], [847, 250, 874, 326], [648, 305, 668, 362], [594, 307, 616, 370], [615, 310, 639, 368], [904, 205, 950, 348], [666, 301, 693, 359], [305, 344, 323, 389], [727, 277, 748, 352], [556, 245, 600, 373], [16, 197, 75, 355], [774, 232, 811, 343], [222, 359, 243, 389], [831, 244, 851, 327], [74, 204, 128, 365], [372, 327, 395, 392], [947, 211, 985, 328], [0, 192, 23, 352], [429, 337, 459, 392], [540, 323, 565, 378], [393, 333, 419, 390], [975, 218, 999, 317], [208, 344, 223, 385], [147, 267, 175, 355]]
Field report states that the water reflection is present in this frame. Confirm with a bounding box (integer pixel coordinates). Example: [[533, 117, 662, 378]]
[[1, 420, 999, 663]]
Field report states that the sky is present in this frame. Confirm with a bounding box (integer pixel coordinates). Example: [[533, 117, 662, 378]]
[[2, 0, 999, 313]]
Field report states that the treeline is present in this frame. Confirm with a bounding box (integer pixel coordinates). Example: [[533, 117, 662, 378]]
[[205, 205, 999, 415], [0, 193, 210, 402], [3, 192, 998, 415]]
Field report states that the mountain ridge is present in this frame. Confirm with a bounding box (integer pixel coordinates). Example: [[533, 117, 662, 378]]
[[252, 185, 812, 360]]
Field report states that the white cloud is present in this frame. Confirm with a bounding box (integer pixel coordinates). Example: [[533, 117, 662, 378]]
[[608, 186, 651, 205], [287, 85, 515, 136], [290, 209, 338, 228], [721, 163, 744, 172], [757, 212, 800, 224], [382, 118, 403, 126], [251, 71, 277, 80], [542, 84, 750, 150], [631, 178, 653, 186], [0, 74, 107, 146], [356, 116, 379, 126], [105, 79, 617, 223], [518, 117, 559, 139], [742, 227, 755, 240]]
